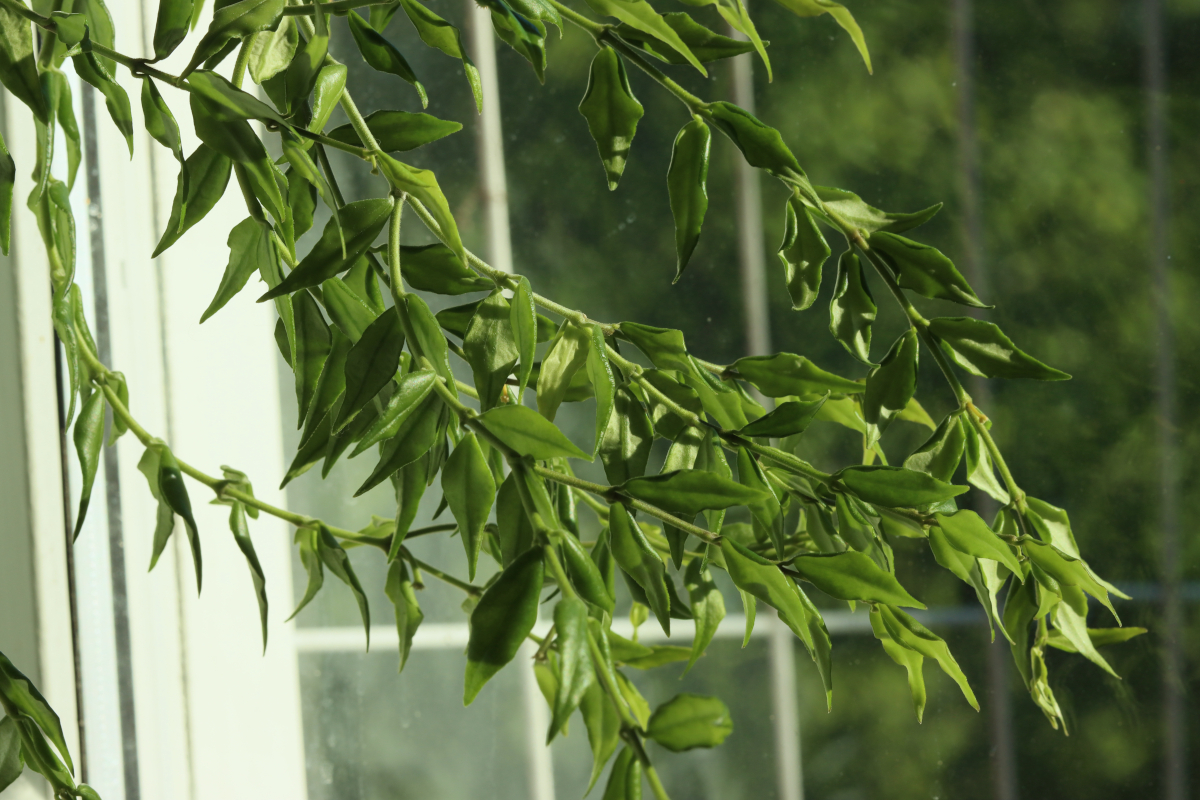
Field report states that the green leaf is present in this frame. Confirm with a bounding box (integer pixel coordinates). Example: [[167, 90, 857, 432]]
[[378, 156, 465, 265], [548, 598, 594, 742], [442, 433, 496, 581], [1023, 539, 1117, 620], [510, 276, 537, 396], [599, 385, 653, 485], [141, 78, 185, 186], [0, 130, 13, 255], [462, 291, 518, 411], [580, 679, 621, 794], [601, 746, 641, 800], [291, 290, 331, 426], [322, 277, 376, 343], [836, 465, 967, 508], [869, 232, 987, 308], [328, 109, 462, 154], [585, 0, 705, 74], [560, 530, 614, 612], [962, 419, 1010, 504], [351, 368, 436, 456], [385, 560, 424, 671], [683, 557, 724, 675], [862, 329, 918, 446], [779, 195, 830, 310], [105, 371, 129, 444], [392, 242, 488, 295], [928, 317, 1070, 381], [71, 390, 105, 541], [790, 551, 924, 607], [158, 445, 202, 591], [828, 250, 875, 362], [288, 526, 323, 620], [578, 46, 645, 191], [188, 69, 290, 126], [737, 395, 826, 438], [903, 413, 965, 483], [721, 538, 832, 703], [646, 693, 733, 752], [478, 404, 589, 460], [0, 2, 48, 122], [934, 510, 1022, 574], [465, 547, 545, 704], [1051, 595, 1119, 678], [187, 0, 284, 74], [732, 352, 861, 397], [137, 446, 176, 574], [617, 322, 692, 373], [878, 604, 978, 710], [347, 10, 427, 107], [609, 501, 671, 634], [227, 501, 269, 651], [1046, 626, 1146, 653], [335, 311, 403, 432], [666, 117, 710, 280], [73, 33, 135, 154], [621, 469, 767, 516], [618, 12, 757, 64], [355, 393, 443, 496], [1025, 496, 1084, 558], [152, 144, 232, 257], [282, 27, 328, 116], [768, 0, 870, 73], [814, 186, 940, 234], [537, 322, 591, 421], [247, 15, 296, 83], [317, 524, 371, 643], [586, 324, 616, 456], [0, 715, 21, 793], [200, 217, 274, 322], [708, 102, 812, 199], [869, 608, 926, 722], [0, 651, 72, 773], [261, 198, 391, 298], [398, 0, 482, 111]]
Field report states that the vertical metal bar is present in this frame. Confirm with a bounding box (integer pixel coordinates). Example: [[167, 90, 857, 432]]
[[1141, 2, 1185, 798], [729, 50, 771, 359], [467, 0, 514, 274], [519, 641, 557, 800], [769, 612, 803, 800], [949, 4, 1017, 797]]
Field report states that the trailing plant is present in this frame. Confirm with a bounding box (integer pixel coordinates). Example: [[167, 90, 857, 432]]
[[0, 0, 1146, 797]]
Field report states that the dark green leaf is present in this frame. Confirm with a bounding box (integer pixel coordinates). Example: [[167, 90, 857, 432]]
[[585, 0, 705, 74], [187, 0, 285, 74], [442, 433, 496, 581], [283, 28, 328, 116], [814, 185, 939, 234], [71, 390, 105, 541], [351, 368, 436, 456], [227, 501, 268, 651], [378, 155, 465, 264], [862, 329, 918, 445], [188, 69, 289, 126], [560, 530, 614, 612], [152, 144, 232, 257], [105, 370, 129, 444], [137, 446, 176, 573], [869, 232, 987, 308], [621, 468, 766, 515], [0, 130, 13, 255], [609, 501, 671, 635], [828, 250, 875, 362], [158, 445, 202, 591], [489, 6, 547, 83], [790, 551, 924, 607], [617, 322, 692, 373], [261, 198, 391, 298], [928, 317, 1070, 381], [141, 77, 185, 179], [318, 524, 371, 642], [328, 108, 463, 152], [322, 275, 378, 342], [1023, 539, 1117, 619], [397, 0, 482, 111], [778, 195, 830, 310], [599, 385, 653, 485], [962, 419, 1009, 503], [586, 324, 616, 455], [463, 291, 518, 411], [347, 10, 426, 106], [578, 46, 645, 190], [355, 393, 442, 495], [0, 715, 21, 793], [767, 0, 870, 72], [403, 292, 456, 394], [903, 413, 965, 483], [736, 395, 826, 438], [548, 597, 594, 742], [733, 353, 861, 397], [601, 746, 641, 800], [646, 693, 732, 752], [288, 526, 323, 619], [478, 404, 589, 460], [934, 510, 1022, 574], [292, 290, 331, 426], [200, 217, 274, 322], [618, 12, 756, 64], [708, 101, 812, 199], [667, 117, 710, 280], [683, 556, 724, 675], [836, 465, 967, 508], [0, 651, 72, 773], [465, 547, 545, 704], [385, 560, 424, 671], [335, 311, 404, 431], [580, 679, 621, 794], [0, 3, 48, 122], [510, 276, 537, 396]]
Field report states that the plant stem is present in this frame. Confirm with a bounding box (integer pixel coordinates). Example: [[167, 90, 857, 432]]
[[387, 194, 408, 305], [402, 549, 482, 596], [965, 402, 1027, 511], [725, 434, 832, 483], [230, 37, 254, 89], [644, 764, 673, 800]]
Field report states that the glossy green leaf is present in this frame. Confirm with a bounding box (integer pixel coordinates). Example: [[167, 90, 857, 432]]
[[828, 250, 875, 362], [646, 693, 732, 752], [621, 469, 766, 516], [378, 156, 465, 265], [347, 10, 426, 107], [779, 195, 830, 310], [733, 353, 861, 397], [463, 291, 518, 411], [537, 322, 590, 421], [283, 27, 328, 116], [878, 604, 978, 710], [609, 501, 671, 634], [71, 390, 105, 541], [188, 69, 289, 127], [708, 102, 812, 198], [578, 46, 645, 190], [585, 0, 705, 74], [322, 276, 377, 343], [495, 471, 534, 566], [737, 395, 826, 438], [548, 597, 594, 742], [602, 746, 641, 800], [1025, 496, 1084, 558], [790, 551, 924, 607], [200, 217, 273, 322], [159, 445, 202, 591], [580, 679, 621, 794], [962, 419, 1010, 504], [618, 12, 756, 64], [137, 446, 176, 576], [510, 276, 537, 396], [836, 465, 966, 508], [351, 368, 436, 456], [226, 501, 268, 651], [903, 413, 966, 483], [862, 329, 918, 445], [0, 3, 48, 122], [465, 547, 545, 704], [814, 186, 940, 234], [291, 290, 331, 426], [328, 109, 462, 154], [141, 78, 185, 191], [262, 198, 391, 298], [617, 322, 692, 373], [869, 232, 987, 308], [478, 404, 589, 460], [928, 317, 1070, 381], [869, 608, 926, 722], [394, 242, 489, 295], [586, 324, 617, 455], [318, 524, 371, 642], [934, 510, 1022, 574], [667, 117, 710, 280], [0, 130, 13, 255], [442, 433, 496, 581], [385, 560, 423, 671], [398, 0, 482, 111], [187, 0, 285, 74], [560, 530, 614, 612], [0, 714, 20, 793], [153, 144, 232, 257], [599, 385, 653, 485], [683, 557, 724, 675], [0, 651, 71, 773], [247, 15, 297, 83], [356, 393, 443, 496], [768, 0, 870, 73], [1023, 539, 1117, 620], [335, 311, 403, 431]]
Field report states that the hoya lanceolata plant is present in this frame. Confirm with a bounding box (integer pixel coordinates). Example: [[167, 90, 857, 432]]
[[0, 0, 1147, 796]]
